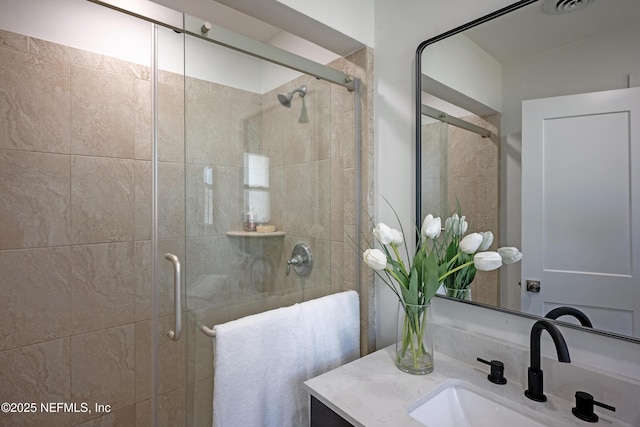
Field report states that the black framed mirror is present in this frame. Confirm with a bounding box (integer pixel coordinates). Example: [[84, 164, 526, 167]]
[[415, 0, 640, 342]]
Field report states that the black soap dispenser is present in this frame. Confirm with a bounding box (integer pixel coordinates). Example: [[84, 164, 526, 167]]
[[477, 357, 507, 385]]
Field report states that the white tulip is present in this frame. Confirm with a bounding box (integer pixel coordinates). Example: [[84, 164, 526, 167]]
[[460, 232, 483, 254], [421, 214, 441, 240], [373, 223, 395, 245], [390, 228, 404, 246], [445, 213, 468, 236], [498, 247, 523, 264], [478, 231, 494, 251], [363, 249, 387, 270], [460, 219, 469, 235], [473, 251, 503, 271]]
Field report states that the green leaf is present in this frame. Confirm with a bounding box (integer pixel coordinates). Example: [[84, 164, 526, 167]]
[[409, 268, 419, 300], [412, 244, 425, 268], [467, 266, 477, 283], [454, 270, 464, 287], [389, 270, 409, 290], [400, 268, 419, 305], [423, 250, 440, 302], [412, 249, 425, 287], [445, 240, 458, 261], [438, 262, 448, 280]]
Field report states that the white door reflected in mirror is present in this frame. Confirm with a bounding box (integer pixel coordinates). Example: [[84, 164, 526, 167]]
[[521, 86, 640, 338]]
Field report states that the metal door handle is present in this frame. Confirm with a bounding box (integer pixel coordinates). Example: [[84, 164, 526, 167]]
[[165, 253, 182, 341], [526, 280, 541, 293]]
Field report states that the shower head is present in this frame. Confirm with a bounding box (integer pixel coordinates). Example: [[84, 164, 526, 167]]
[[277, 85, 307, 108]]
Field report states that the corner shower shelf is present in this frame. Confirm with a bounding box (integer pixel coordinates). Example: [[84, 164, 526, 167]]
[[226, 231, 285, 238]]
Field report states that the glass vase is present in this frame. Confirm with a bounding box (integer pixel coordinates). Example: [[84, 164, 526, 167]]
[[395, 300, 434, 375], [444, 286, 472, 301]]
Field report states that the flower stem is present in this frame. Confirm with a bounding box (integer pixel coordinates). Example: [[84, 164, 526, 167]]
[[438, 260, 473, 282], [386, 268, 407, 291], [446, 252, 461, 268], [391, 244, 408, 277], [417, 308, 426, 358]]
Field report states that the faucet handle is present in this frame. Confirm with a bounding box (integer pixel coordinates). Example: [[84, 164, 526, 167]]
[[286, 243, 313, 277], [572, 391, 616, 423], [477, 357, 507, 385]]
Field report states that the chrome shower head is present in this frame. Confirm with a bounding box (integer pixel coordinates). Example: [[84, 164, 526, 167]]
[[277, 85, 307, 108], [277, 93, 293, 108]]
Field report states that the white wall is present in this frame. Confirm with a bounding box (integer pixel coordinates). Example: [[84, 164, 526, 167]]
[[0, 0, 152, 65], [423, 33, 502, 112], [276, 0, 374, 48]]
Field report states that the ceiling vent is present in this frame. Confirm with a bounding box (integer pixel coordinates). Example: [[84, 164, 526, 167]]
[[542, 0, 597, 14]]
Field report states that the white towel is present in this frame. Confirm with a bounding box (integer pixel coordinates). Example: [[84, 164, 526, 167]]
[[300, 291, 360, 379], [212, 304, 306, 427], [212, 291, 360, 427]]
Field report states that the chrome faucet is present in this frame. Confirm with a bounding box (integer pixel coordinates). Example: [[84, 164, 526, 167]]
[[525, 319, 571, 402]]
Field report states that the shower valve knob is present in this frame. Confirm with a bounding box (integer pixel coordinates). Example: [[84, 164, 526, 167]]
[[288, 256, 302, 266], [286, 256, 302, 276], [286, 243, 313, 277]]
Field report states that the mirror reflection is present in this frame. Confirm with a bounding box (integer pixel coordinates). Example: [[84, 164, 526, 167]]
[[417, 0, 640, 339]]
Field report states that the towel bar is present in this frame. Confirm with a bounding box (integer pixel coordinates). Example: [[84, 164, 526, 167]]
[[201, 325, 216, 337]]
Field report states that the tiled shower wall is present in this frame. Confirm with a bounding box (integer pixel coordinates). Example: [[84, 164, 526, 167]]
[[421, 113, 500, 306], [0, 27, 373, 427], [0, 29, 150, 426]]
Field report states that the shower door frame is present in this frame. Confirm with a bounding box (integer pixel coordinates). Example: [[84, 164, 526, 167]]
[[88, 0, 355, 92]]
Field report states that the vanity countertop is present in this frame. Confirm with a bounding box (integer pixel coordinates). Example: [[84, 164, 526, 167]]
[[304, 345, 631, 427]]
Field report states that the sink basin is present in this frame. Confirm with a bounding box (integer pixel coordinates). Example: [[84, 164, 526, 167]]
[[408, 379, 553, 427]]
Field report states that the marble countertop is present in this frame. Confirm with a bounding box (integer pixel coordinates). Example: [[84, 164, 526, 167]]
[[304, 345, 630, 427]]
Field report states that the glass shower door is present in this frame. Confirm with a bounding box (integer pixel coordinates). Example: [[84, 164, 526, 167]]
[[153, 15, 360, 426]]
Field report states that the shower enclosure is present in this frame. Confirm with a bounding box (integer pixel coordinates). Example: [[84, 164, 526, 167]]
[[0, 0, 369, 425]]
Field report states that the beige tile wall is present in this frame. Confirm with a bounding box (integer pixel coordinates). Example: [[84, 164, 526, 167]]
[[0, 29, 148, 427], [421, 114, 501, 306], [448, 113, 500, 306], [0, 26, 374, 427], [422, 121, 449, 218]]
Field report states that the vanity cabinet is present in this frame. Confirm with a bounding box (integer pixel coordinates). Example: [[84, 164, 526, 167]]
[[310, 396, 354, 427]]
